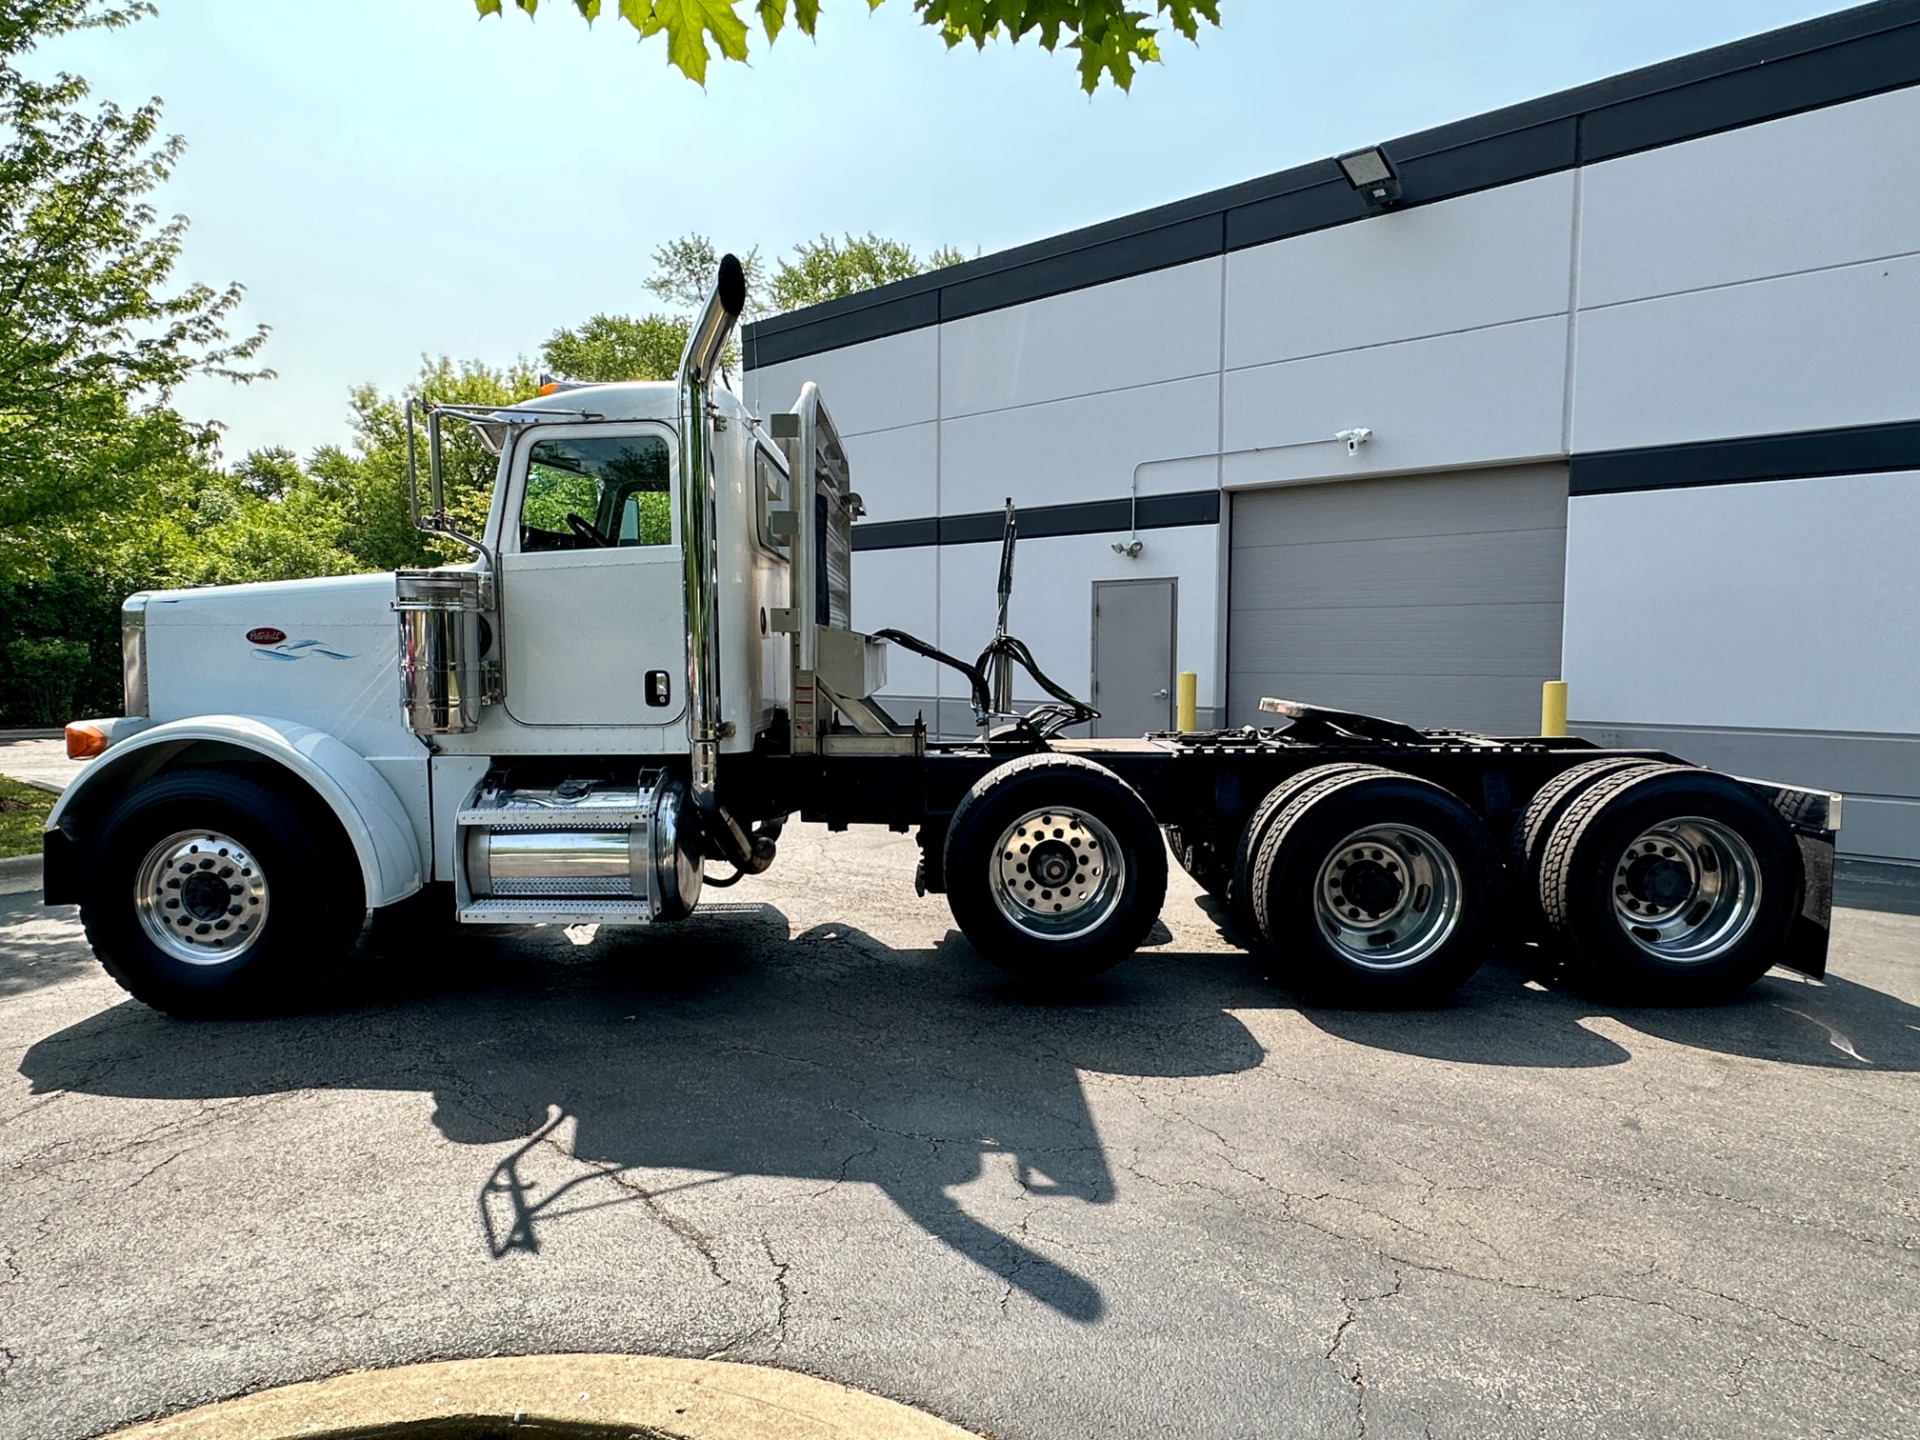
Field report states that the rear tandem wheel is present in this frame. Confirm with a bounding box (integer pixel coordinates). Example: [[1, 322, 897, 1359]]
[[1536, 765, 1802, 1002], [1246, 767, 1504, 1005], [1229, 763, 1388, 928], [1506, 755, 1672, 938]]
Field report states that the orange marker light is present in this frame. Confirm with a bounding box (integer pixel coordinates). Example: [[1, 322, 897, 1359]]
[[65, 722, 108, 759], [538, 381, 560, 396]]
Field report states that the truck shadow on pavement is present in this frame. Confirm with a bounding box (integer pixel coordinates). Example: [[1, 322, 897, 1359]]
[[18, 904, 1270, 1323], [1192, 896, 1920, 1072], [1299, 957, 1920, 1071], [18, 898, 1920, 1325]]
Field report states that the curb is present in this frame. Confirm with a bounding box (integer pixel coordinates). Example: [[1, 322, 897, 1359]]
[[94, 1354, 984, 1440], [0, 854, 41, 882], [3, 774, 65, 795]]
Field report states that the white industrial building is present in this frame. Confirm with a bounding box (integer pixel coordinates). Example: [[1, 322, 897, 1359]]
[[742, 1, 1920, 866]]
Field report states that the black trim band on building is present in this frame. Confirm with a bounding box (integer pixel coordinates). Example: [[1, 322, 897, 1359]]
[[852, 489, 1220, 552], [1570, 419, 1920, 495], [743, 1, 1920, 372]]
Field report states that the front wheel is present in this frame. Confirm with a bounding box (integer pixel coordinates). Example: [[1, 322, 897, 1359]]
[[81, 768, 366, 1017], [944, 754, 1167, 982]]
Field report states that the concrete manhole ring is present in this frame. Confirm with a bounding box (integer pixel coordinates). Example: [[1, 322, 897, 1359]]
[[93, 1354, 982, 1440]]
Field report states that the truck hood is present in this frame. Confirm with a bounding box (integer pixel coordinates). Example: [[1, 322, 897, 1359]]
[[143, 569, 401, 634], [140, 569, 426, 756]]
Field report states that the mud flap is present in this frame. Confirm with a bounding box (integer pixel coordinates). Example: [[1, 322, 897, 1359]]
[[1778, 831, 1835, 979]]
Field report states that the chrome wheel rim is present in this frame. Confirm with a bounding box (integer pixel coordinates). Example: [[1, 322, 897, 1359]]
[[1610, 816, 1762, 964], [1312, 824, 1463, 971], [990, 806, 1127, 941], [134, 829, 270, 966]]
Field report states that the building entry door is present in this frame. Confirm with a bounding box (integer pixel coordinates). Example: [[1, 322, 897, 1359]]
[[1091, 578, 1175, 738]]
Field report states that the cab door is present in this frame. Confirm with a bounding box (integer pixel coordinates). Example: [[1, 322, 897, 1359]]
[[498, 423, 687, 730]]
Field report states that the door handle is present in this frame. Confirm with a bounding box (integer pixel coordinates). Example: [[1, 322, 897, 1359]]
[[1153, 688, 1169, 699]]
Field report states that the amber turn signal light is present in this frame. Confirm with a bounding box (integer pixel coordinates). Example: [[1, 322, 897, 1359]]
[[65, 722, 108, 759]]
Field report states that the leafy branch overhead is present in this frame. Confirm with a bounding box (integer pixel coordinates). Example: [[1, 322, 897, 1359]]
[[470, 0, 1222, 90]]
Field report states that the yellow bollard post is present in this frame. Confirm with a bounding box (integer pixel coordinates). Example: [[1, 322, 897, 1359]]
[[1540, 680, 1568, 737], [1176, 672, 1198, 733]]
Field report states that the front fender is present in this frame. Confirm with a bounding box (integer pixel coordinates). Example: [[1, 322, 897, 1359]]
[[47, 715, 423, 908]]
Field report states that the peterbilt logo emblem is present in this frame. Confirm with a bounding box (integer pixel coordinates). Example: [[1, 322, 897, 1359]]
[[246, 627, 286, 645]]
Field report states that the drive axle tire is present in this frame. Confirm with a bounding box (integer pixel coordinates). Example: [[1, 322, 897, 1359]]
[[1538, 766, 1801, 1003], [1230, 764, 1388, 929], [1507, 757, 1671, 938], [944, 754, 1167, 982], [1248, 768, 1503, 1006], [80, 768, 366, 1018]]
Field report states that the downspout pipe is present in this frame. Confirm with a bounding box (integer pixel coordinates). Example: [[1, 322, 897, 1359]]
[[678, 253, 747, 815]]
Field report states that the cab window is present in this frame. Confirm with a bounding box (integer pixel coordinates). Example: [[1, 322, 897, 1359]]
[[519, 434, 672, 551], [754, 446, 788, 550]]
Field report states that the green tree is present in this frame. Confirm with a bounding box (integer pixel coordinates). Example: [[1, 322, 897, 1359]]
[[645, 233, 766, 317], [471, 0, 1222, 91], [0, 435, 321, 722], [311, 355, 541, 570], [542, 312, 688, 382], [233, 444, 301, 498], [769, 231, 965, 311], [542, 231, 966, 384], [0, 0, 268, 568]]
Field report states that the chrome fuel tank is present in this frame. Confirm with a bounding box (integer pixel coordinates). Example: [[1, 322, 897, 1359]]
[[456, 772, 701, 924]]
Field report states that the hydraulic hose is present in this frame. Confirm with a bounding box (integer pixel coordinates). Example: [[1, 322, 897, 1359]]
[[870, 627, 1098, 737]]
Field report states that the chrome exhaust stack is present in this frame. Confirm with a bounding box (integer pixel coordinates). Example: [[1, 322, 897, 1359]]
[[678, 254, 747, 815]]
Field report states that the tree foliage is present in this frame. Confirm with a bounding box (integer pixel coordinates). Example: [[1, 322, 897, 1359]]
[[543, 312, 689, 382], [0, 0, 267, 559], [312, 356, 542, 567], [541, 231, 965, 385], [645, 233, 766, 317], [769, 231, 965, 311], [471, 0, 1221, 91]]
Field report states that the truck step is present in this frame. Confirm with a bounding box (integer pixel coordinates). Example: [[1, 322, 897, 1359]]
[[457, 898, 654, 926]]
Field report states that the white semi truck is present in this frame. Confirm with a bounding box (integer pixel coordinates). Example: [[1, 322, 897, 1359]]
[[43, 258, 1842, 1017]]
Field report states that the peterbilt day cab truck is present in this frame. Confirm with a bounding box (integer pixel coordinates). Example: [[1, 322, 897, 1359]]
[[44, 258, 1842, 1017]]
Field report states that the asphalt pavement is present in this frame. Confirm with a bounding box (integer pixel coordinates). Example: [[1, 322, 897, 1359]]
[[2, 823, 1917, 1440]]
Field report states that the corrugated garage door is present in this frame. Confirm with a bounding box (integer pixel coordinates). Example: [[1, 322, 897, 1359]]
[[1228, 464, 1568, 733]]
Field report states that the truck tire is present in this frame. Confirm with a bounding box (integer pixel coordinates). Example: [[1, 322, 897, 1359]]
[[1248, 768, 1502, 1005], [80, 767, 366, 1018], [1537, 766, 1801, 1002], [1229, 764, 1388, 929], [944, 754, 1167, 982], [1507, 757, 1671, 938]]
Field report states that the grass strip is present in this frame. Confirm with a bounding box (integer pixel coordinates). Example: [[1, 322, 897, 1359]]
[[0, 774, 54, 860]]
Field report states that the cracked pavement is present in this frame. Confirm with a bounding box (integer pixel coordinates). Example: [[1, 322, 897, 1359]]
[[1, 827, 1917, 1439]]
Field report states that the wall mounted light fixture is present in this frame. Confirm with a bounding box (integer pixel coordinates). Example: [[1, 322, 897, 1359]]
[[1337, 147, 1401, 210]]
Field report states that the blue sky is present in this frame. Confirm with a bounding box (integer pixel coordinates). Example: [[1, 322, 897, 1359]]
[[38, 0, 1843, 459]]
